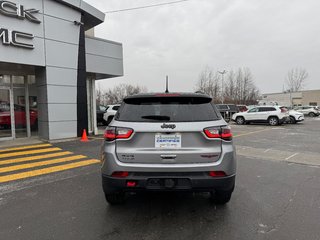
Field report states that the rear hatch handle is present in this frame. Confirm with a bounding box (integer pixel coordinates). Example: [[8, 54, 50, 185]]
[[160, 155, 177, 160]]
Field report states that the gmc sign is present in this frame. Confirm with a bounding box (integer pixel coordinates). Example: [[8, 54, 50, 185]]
[[0, 1, 40, 49], [0, 28, 34, 49]]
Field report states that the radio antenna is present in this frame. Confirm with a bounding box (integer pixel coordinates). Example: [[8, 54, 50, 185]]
[[165, 76, 169, 93]]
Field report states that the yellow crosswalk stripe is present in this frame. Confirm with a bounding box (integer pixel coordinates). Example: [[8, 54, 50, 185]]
[[0, 144, 52, 153], [0, 155, 87, 173], [0, 148, 61, 159], [0, 159, 100, 183], [0, 152, 73, 166]]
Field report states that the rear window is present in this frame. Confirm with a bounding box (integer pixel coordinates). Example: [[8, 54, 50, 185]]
[[115, 97, 220, 122], [216, 104, 229, 110], [227, 105, 238, 112]]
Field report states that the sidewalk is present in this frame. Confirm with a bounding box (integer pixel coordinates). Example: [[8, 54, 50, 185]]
[[0, 137, 43, 149]]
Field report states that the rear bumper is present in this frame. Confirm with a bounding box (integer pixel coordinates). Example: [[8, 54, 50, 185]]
[[102, 173, 235, 194]]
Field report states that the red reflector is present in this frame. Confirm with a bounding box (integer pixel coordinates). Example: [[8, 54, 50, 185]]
[[127, 181, 137, 187], [209, 171, 226, 177], [111, 171, 129, 178]]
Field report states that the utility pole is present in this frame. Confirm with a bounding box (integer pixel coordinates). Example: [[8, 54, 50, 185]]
[[218, 70, 227, 104]]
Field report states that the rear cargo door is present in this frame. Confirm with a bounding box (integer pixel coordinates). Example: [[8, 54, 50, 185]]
[[113, 95, 223, 164]]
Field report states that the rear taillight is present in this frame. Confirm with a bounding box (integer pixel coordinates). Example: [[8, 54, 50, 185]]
[[204, 126, 232, 141], [104, 127, 133, 141]]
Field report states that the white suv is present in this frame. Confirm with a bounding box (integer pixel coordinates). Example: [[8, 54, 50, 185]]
[[103, 104, 121, 125], [232, 106, 289, 125], [294, 106, 319, 117]]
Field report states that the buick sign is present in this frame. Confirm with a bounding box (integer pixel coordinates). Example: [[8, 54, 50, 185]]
[[0, 1, 41, 23], [0, 1, 39, 49]]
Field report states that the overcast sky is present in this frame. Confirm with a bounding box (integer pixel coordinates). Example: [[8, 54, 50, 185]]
[[85, 0, 320, 94]]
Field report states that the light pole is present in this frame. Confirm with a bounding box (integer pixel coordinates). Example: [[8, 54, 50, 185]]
[[218, 70, 227, 104]]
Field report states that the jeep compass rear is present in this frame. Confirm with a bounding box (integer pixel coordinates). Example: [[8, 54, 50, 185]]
[[101, 93, 236, 205]]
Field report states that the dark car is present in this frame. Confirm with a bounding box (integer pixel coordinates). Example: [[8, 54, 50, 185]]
[[216, 104, 238, 122], [97, 105, 108, 125]]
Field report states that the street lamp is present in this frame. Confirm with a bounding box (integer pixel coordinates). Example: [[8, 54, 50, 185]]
[[218, 70, 227, 104]]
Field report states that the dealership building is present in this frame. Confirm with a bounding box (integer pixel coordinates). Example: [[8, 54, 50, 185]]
[[261, 89, 320, 107], [0, 0, 123, 142]]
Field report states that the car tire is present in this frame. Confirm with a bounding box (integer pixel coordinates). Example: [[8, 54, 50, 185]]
[[268, 117, 279, 126], [308, 112, 316, 117], [105, 192, 126, 205], [210, 189, 233, 205], [236, 117, 245, 125], [289, 116, 296, 124]]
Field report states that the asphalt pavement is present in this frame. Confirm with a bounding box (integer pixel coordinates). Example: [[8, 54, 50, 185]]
[[0, 118, 319, 240]]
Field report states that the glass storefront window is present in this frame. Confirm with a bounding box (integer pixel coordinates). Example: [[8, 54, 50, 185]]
[[0, 75, 38, 140], [0, 75, 11, 86], [0, 88, 13, 139]]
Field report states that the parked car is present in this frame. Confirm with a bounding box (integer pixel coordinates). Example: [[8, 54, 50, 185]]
[[237, 105, 248, 112], [96, 105, 108, 125], [101, 92, 236, 205], [216, 104, 238, 122], [0, 101, 37, 129], [231, 106, 289, 125], [294, 106, 319, 117], [216, 104, 231, 122], [103, 104, 120, 125], [288, 109, 305, 124]]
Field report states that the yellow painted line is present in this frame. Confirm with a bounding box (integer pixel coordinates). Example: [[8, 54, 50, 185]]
[[0, 155, 87, 173], [90, 137, 104, 140], [0, 159, 100, 183], [0, 148, 61, 159], [0, 151, 73, 166], [0, 144, 52, 153], [233, 128, 273, 138]]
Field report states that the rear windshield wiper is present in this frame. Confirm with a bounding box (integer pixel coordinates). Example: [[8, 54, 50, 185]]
[[141, 115, 171, 121]]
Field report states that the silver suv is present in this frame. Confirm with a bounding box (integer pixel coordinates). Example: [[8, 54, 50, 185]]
[[101, 93, 236, 205]]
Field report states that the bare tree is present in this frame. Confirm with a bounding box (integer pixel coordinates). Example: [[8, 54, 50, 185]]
[[96, 83, 104, 105], [195, 67, 221, 102], [221, 67, 260, 105], [285, 68, 308, 92], [100, 83, 147, 105]]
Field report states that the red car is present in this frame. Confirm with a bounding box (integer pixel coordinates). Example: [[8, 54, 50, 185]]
[[0, 102, 37, 129], [237, 105, 248, 112]]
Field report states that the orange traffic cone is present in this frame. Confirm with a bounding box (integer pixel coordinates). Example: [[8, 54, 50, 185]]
[[81, 129, 89, 142]]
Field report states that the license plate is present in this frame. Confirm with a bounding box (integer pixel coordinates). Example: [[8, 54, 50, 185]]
[[155, 134, 181, 149]]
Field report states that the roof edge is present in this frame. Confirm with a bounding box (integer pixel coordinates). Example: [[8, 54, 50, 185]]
[[54, 0, 105, 28]]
